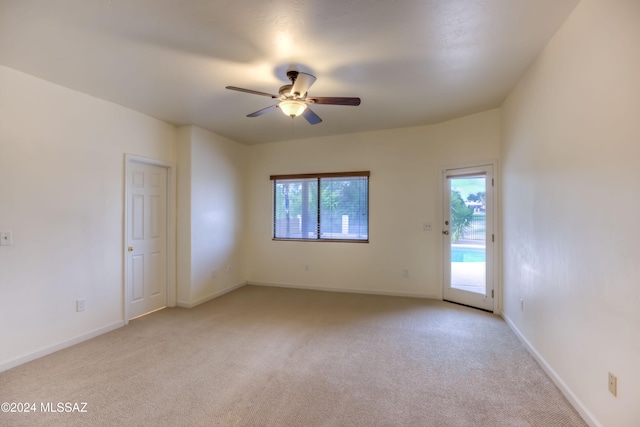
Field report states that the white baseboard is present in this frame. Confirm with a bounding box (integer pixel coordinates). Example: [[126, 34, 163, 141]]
[[0, 321, 125, 373], [2, 281, 248, 372], [502, 313, 602, 427], [176, 281, 247, 308], [248, 281, 440, 300]]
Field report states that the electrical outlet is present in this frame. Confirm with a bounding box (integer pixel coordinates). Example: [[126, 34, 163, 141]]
[[423, 223, 432, 231], [402, 269, 409, 277], [76, 299, 86, 312], [608, 372, 617, 397]]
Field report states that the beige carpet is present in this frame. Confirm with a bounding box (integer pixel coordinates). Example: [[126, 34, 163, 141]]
[[1, 285, 586, 426]]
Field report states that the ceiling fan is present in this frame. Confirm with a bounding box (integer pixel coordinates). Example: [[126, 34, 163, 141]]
[[225, 70, 361, 125]]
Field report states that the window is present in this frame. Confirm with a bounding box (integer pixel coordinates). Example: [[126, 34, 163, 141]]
[[271, 171, 369, 242]]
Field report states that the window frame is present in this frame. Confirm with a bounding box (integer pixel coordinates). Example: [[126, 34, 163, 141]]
[[270, 171, 370, 243]]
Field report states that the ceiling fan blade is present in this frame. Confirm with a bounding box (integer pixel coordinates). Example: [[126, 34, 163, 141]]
[[226, 86, 278, 98], [290, 72, 317, 97], [307, 96, 361, 106], [302, 107, 322, 125], [247, 105, 278, 117]]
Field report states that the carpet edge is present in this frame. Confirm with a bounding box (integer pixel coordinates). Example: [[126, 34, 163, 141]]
[[247, 280, 440, 300], [0, 320, 125, 373], [502, 313, 602, 427]]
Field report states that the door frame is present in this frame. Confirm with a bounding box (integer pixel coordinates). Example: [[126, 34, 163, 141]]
[[440, 161, 499, 313], [123, 154, 177, 324]]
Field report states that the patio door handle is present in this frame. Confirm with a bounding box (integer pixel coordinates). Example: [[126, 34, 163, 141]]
[[442, 230, 449, 235]]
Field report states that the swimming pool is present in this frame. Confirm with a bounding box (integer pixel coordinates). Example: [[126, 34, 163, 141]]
[[451, 246, 486, 262]]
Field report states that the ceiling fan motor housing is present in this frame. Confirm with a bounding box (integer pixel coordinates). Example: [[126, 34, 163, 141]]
[[279, 84, 294, 99]]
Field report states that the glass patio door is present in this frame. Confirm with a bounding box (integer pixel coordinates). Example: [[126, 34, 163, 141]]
[[442, 165, 495, 312]]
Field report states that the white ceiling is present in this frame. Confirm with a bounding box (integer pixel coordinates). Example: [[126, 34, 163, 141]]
[[0, 0, 580, 145]]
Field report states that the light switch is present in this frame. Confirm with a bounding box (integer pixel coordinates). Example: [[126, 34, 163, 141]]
[[0, 231, 12, 246]]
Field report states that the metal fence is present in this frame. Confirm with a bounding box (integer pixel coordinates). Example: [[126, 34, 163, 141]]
[[463, 214, 486, 241]]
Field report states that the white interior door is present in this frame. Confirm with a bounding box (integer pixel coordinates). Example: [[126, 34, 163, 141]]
[[126, 161, 168, 319], [442, 165, 495, 312]]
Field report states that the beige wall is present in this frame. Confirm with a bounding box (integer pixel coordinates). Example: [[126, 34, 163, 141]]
[[176, 126, 248, 307], [246, 109, 500, 298], [501, 0, 640, 425], [0, 65, 177, 369]]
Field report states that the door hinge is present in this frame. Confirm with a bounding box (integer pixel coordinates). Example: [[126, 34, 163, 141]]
[[492, 178, 494, 187], [491, 289, 494, 298], [492, 234, 494, 242]]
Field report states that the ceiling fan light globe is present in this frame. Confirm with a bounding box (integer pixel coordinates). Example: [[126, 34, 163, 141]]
[[279, 100, 307, 118]]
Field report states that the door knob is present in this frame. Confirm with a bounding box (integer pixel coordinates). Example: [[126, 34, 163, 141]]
[[128, 246, 134, 252], [442, 230, 449, 235]]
